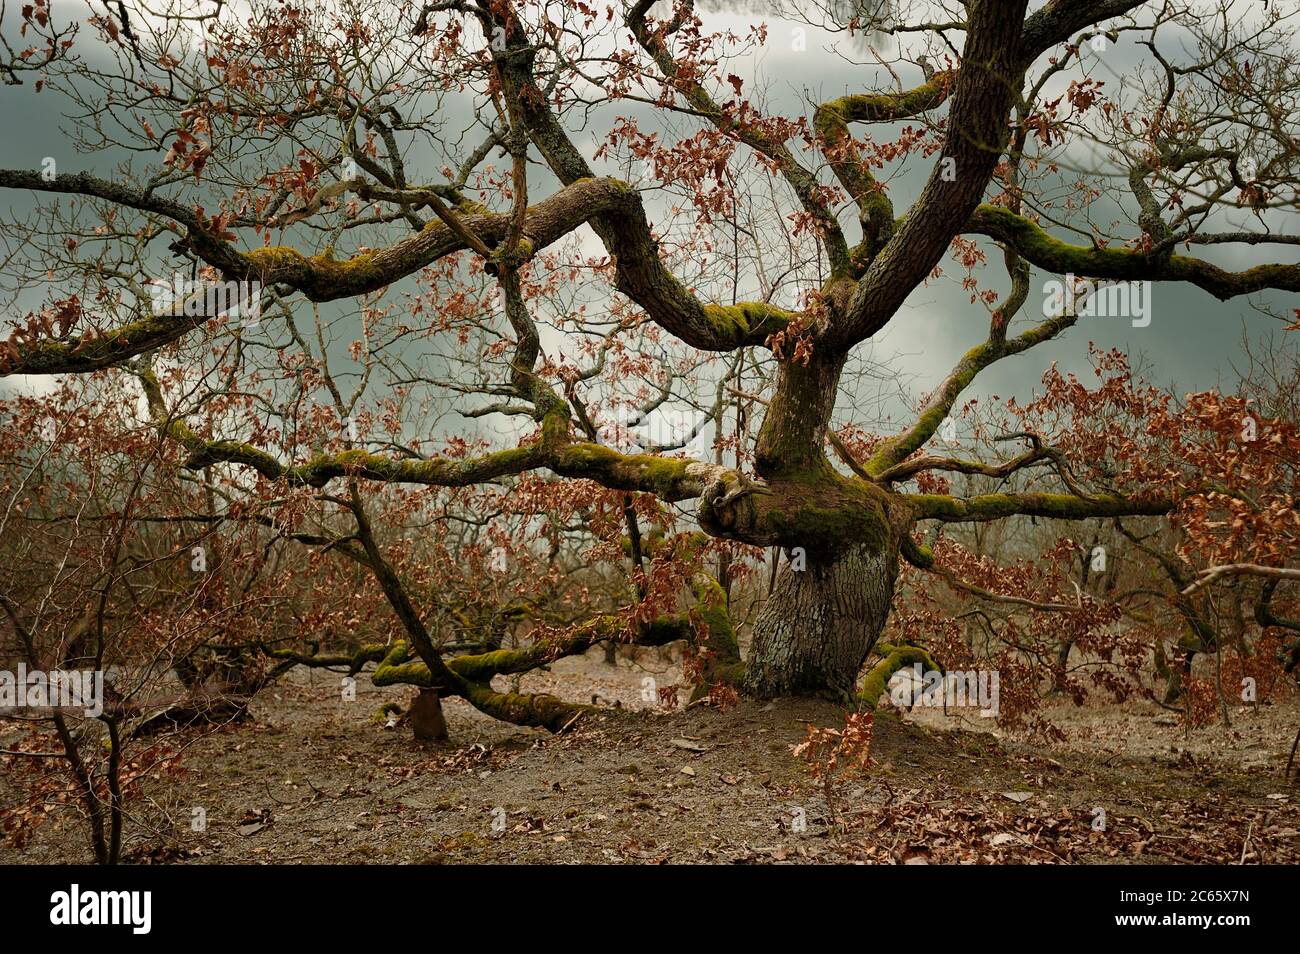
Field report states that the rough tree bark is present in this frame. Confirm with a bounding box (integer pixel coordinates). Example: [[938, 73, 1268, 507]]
[[745, 542, 900, 699], [736, 349, 901, 699]]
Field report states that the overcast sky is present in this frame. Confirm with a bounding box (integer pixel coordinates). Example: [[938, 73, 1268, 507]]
[[1, 1, 1296, 448]]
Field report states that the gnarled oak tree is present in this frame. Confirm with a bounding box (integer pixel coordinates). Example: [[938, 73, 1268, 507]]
[[2, 0, 1297, 736]]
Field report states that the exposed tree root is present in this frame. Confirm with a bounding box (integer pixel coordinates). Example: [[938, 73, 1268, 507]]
[[859, 643, 944, 711]]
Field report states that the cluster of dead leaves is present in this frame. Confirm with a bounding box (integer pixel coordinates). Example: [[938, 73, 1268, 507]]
[[834, 787, 1298, 864]]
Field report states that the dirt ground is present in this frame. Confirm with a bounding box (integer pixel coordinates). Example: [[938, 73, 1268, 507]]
[[4, 649, 1298, 865]]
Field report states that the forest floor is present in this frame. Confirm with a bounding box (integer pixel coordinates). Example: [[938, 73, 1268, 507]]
[[4, 649, 1299, 864]]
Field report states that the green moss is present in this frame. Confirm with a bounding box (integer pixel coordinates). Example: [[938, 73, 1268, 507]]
[[597, 175, 636, 197], [823, 77, 951, 126], [447, 648, 522, 683], [243, 245, 307, 272], [689, 575, 740, 665], [240, 244, 384, 291], [373, 642, 434, 687], [1175, 628, 1205, 652], [450, 198, 490, 215], [702, 301, 792, 339], [865, 404, 951, 475], [970, 205, 1147, 277], [687, 661, 745, 703], [907, 490, 1171, 523], [859, 188, 895, 241], [460, 681, 586, 733], [552, 443, 698, 501], [859, 644, 942, 710], [758, 471, 895, 555], [813, 101, 849, 140]]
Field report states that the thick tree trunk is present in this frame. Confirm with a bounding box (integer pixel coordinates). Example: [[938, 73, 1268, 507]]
[[744, 542, 899, 700]]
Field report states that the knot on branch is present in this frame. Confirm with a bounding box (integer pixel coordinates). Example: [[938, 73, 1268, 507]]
[[696, 470, 764, 540]]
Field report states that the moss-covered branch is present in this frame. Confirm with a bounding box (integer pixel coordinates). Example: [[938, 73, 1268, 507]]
[[865, 306, 1073, 476], [814, 73, 956, 252], [266, 642, 389, 675], [905, 489, 1173, 523], [140, 368, 734, 502], [265, 570, 741, 732], [819, 73, 956, 127], [1, 171, 789, 375], [967, 204, 1300, 299], [458, 682, 586, 733], [490, 8, 793, 352]]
